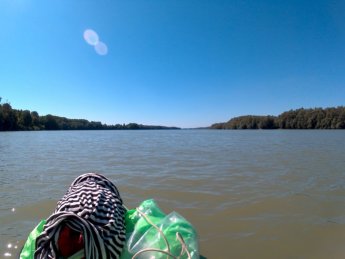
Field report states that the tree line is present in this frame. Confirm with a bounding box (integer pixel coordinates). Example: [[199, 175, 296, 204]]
[[0, 102, 179, 131], [211, 107, 345, 129]]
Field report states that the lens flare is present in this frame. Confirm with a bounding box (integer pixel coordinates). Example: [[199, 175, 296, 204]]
[[83, 29, 99, 46], [94, 41, 108, 55], [83, 29, 108, 56]]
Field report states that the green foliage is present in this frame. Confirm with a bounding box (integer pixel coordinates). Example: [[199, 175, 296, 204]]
[[211, 115, 278, 129], [0, 103, 18, 130], [18, 110, 32, 129], [0, 102, 180, 131], [211, 107, 345, 129]]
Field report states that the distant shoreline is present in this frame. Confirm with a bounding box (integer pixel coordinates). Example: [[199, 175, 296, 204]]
[[1, 102, 344, 131], [0, 102, 180, 131], [210, 107, 345, 130]]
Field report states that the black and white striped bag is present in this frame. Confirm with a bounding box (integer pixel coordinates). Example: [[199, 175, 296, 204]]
[[34, 173, 126, 259]]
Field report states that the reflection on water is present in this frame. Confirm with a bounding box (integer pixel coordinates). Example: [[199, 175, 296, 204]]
[[0, 130, 345, 258]]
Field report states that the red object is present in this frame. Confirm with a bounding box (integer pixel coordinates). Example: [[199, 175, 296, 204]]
[[57, 225, 84, 257]]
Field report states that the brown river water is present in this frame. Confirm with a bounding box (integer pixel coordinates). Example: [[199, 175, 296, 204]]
[[0, 130, 345, 258]]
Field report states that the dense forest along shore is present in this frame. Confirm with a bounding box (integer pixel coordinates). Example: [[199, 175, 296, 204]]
[[0, 102, 180, 131], [211, 107, 345, 129], [1, 101, 344, 131]]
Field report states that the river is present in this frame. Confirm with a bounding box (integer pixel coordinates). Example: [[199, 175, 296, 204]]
[[0, 130, 345, 258]]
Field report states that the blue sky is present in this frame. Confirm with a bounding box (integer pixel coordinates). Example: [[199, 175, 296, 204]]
[[1, 0, 344, 128]]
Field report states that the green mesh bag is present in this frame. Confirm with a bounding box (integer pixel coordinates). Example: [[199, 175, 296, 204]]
[[120, 199, 199, 259]]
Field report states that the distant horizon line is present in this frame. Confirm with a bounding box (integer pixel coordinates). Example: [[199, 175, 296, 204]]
[[0, 99, 344, 129]]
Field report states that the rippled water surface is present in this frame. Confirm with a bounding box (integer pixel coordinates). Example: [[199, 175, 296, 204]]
[[1, 130, 345, 258]]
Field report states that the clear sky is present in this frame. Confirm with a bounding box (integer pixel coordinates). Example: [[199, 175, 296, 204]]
[[1, 0, 344, 128]]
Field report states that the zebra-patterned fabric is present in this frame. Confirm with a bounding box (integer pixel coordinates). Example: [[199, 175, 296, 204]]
[[35, 173, 126, 259]]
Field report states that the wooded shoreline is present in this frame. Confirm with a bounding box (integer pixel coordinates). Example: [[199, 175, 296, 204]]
[[211, 107, 345, 129], [1, 101, 344, 131], [0, 102, 180, 131]]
